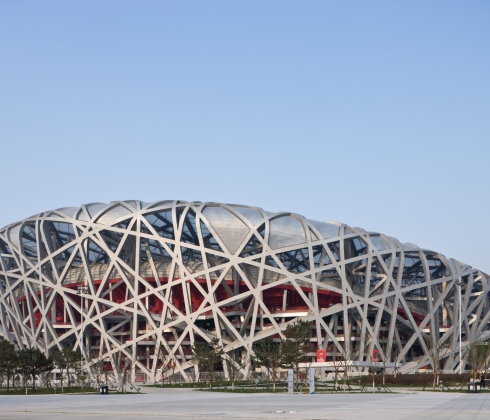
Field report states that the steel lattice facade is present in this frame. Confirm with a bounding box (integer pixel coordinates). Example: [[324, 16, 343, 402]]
[[1, 200, 489, 382]]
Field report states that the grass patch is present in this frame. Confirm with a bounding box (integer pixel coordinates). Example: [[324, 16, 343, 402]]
[[0, 386, 141, 396], [0, 386, 94, 395]]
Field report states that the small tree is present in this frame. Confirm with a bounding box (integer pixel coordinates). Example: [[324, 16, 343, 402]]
[[422, 334, 449, 391], [121, 358, 132, 393], [17, 348, 54, 392], [0, 340, 18, 392], [331, 336, 361, 392], [157, 348, 177, 384], [93, 355, 112, 387], [53, 345, 81, 388], [329, 343, 344, 390], [224, 351, 243, 390], [251, 339, 283, 392], [466, 339, 490, 383], [93, 356, 104, 387], [114, 351, 136, 393], [282, 320, 311, 391], [364, 338, 378, 393], [375, 339, 400, 387], [190, 337, 224, 388]]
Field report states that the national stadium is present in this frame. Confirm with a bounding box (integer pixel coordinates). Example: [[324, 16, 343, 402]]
[[0, 200, 489, 383]]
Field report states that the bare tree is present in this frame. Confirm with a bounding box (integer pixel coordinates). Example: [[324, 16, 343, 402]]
[[330, 337, 360, 392], [356, 334, 384, 393], [377, 338, 400, 387], [114, 351, 137, 393], [327, 340, 347, 391], [157, 348, 176, 385], [422, 334, 450, 391], [93, 354, 113, 387], [223, 351, 243, 390]]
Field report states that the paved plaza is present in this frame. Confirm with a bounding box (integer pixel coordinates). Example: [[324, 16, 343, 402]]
[[1, 388, 490, 420]]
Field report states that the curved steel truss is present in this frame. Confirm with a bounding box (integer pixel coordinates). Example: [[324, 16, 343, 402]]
[[1, 200, 489, 382]]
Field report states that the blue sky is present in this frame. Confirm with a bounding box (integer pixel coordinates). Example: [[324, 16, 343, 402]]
[[1, 1, 489, 273]]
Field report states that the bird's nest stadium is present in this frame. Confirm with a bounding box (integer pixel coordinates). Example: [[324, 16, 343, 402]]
[[0, 200, 489, 383]]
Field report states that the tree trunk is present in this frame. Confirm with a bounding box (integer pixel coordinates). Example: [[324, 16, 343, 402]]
[[11, 372, 16, 391]]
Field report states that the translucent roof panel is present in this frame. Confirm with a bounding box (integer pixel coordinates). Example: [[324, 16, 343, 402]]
[[269, 215, 306, 250], [309, 220, 340, 239], [203, 206, 250, 255], [370, 235, 390, 252], [231, 206, 264, 226], [97, 204, 133, 225]]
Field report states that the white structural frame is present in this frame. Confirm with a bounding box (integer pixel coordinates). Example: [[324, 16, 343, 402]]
[[76, 284, 89, 376], [456, 279, 464, 374], [1, 200, 489, 383]]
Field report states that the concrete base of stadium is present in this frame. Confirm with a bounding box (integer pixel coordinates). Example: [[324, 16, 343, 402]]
[[1, 388, 490, 420]]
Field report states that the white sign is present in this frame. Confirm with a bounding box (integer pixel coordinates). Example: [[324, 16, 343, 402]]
[[288, 369, 294, 394], [309, 367, 315, 394]]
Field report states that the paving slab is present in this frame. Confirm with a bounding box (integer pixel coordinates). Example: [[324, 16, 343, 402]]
[[1, 389, 490, 420]]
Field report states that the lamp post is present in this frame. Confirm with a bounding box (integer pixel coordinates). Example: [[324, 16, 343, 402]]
[[456, 279, 464, 375], [77, 284, 89, 378]]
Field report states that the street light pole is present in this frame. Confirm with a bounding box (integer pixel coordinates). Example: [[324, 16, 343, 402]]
[[456, 279, 464, 375], [77, 284, 89, 378]]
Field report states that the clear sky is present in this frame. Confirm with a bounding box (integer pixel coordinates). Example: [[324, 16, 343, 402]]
[[1, 1, 489, 273]]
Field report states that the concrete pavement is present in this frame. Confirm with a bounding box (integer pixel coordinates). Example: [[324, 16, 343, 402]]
[[1, 387, 489, 419]]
